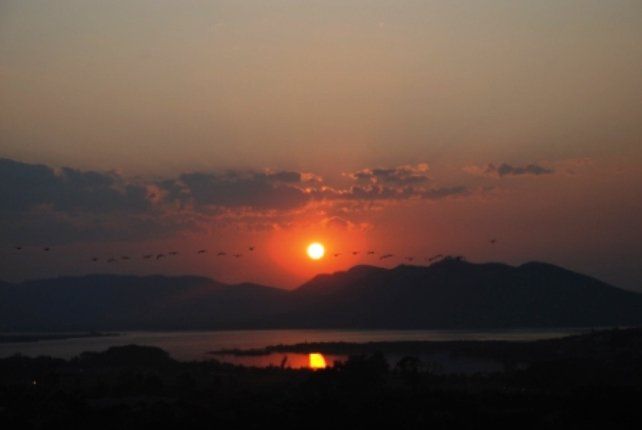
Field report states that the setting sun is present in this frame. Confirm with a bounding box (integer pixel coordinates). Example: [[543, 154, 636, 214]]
[[308, 353, 327, 369], [306, 242, 325, 260]]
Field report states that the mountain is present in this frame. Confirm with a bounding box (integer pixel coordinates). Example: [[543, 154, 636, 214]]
[[1, 259, 641, 330], [0, 274, 289, 331], [285, 259, 642, 328]]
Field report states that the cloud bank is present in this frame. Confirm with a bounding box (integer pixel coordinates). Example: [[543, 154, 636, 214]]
[[0, 158, 468, 244]]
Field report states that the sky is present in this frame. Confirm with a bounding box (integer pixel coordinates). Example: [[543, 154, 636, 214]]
[[1, 0, 641, 290]]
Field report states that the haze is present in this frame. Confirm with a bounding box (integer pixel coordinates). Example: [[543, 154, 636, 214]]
[[1, 0, 641, 290]]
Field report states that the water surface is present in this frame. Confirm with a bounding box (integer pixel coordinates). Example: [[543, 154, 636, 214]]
[[0, 328, 591, 367]]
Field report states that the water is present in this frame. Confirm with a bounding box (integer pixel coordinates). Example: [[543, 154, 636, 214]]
[[0, 328, 590, 370]]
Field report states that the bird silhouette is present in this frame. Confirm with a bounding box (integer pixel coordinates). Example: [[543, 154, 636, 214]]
[[380, 254, 393, 260], [248, 246, 255, 251], [233, 253, 243, 258], [156, 253, 165, 260], [91, 257, 99, 262], [367, 250, 375, 255], [352, 251, 359, 255], [197, 249, 207, 254], [168, 251, 179, 256], [217, 251, 227, 256], [14, 246, 22, 251], [490, 239, 497, 244], [43, 247, 50, 252], [143, 254, 153, 259], [333, 253, 341, 257]]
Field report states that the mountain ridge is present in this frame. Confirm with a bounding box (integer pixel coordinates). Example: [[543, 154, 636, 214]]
[[1, 259, 640, 330]]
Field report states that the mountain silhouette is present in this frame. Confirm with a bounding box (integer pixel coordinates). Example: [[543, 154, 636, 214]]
[[1, 259, 641, 330]]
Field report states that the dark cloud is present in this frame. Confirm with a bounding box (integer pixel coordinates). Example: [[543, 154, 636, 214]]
[[163, 171, 309, 210], [0, 158, 469, 245], [484, 163, 554, 178], [0, 158, 152, 214], [313, 184, 468, 202], [350, 163, 430, 185]]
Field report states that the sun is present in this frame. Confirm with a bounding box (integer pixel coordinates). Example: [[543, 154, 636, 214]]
[[309, 353, 327, 369], [306, 242, 325, 260]]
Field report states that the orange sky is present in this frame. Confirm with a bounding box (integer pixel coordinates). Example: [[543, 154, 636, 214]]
[[0, 1, 641, 290]]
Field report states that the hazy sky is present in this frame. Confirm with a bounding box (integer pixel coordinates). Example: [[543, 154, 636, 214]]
[[1, 1, 641, 290]]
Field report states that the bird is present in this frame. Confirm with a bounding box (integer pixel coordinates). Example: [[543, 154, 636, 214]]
[[333, 253, 341, 257], [379, 254, 393, 260], [156, 253, 165, 260], [248, 246, 255, 251], [197, 249, 207, 254], [217, 251, 227, 256], [352, 251, 359, 255], [91, 257, 99, 262], [143, 254, 153, 259], [233, 253, 243, 258], [43, 247, 50, 252], [14, 246, 22, 251], [367, 250, 375, 255], [490, 239, 497, 244], [169, 251, 179, 256]]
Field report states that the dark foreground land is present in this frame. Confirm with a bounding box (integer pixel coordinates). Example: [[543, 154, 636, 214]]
[[2, 328, 642, 429]]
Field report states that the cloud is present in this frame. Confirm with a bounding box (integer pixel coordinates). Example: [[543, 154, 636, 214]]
[[466, 162, 554, 178], [0, 158, 152, 214], [0, 158, 469, 244], [162, 170, 309, 210], [349, 163, 430, 185]]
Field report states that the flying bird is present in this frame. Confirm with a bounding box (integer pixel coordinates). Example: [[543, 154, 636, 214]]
[[156, 253, 165, 260], [248, 246, 255, 251], [490, 239, 497, 244], [379, 254, 393, 260], [14, 246, 22, 251], [197, 249, 207, 254], [217, 251, 227, 256], [333, 253, 341, 257], [233, 253, 243, 258], [43, 247, 50, 252], [352, 251, 359, 255], [367, 250, 375, 255], [143, 254, 153, 259], [168, 251, 179, 256], [91, 257, 99, 262]]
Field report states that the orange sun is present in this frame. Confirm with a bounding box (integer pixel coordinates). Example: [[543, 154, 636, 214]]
[[306, 242, 325, 260]]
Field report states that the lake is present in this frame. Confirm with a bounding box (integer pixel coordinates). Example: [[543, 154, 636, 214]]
[[0, 328, 592, 371]]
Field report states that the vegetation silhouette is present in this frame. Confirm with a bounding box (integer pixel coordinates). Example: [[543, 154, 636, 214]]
[[2, 328, 642, 428]]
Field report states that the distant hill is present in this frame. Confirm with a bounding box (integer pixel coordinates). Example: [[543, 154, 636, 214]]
[[0, 274, 289, 330], [1, 259, 641, 330]]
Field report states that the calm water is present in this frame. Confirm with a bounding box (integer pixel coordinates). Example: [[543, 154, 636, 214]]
[[0, 328, 591, 370]]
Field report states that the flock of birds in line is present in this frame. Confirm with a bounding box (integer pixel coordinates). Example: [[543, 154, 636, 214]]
[[9, 239, 498, 264]]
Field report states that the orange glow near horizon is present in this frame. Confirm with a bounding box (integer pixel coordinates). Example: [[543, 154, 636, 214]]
[[309, 353, 327, 369], [306, 242, 325, 260]]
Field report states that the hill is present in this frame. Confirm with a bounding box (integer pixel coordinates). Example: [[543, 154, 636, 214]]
[[1, 259, 640, 330]]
